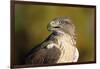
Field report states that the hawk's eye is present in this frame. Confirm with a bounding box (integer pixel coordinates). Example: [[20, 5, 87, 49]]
[[60, 20, 71, 25], [63, 19, 72, 24]]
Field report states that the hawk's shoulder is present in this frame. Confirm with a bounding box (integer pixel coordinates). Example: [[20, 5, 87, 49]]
[[25, 33, 61, 64]]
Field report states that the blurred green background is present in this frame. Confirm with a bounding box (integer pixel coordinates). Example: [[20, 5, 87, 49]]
[[14, 3, 95, 65]]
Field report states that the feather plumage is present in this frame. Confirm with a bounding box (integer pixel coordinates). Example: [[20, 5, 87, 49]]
[[25, 17, 79, 65]]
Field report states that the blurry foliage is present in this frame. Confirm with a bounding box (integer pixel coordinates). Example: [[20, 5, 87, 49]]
[[14, 4, 95, 65]]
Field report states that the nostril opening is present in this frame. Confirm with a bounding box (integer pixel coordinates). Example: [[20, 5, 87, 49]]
[[50, 21, 55, 25]]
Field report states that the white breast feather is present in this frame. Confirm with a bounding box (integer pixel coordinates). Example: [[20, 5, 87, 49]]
[[56, 33, 79, 63]]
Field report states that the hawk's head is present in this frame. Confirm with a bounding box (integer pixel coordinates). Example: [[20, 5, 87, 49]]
[[47, 17, 75, 36]]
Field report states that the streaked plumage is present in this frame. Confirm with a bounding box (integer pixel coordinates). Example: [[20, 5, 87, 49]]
[[25, 17, 79, 65]]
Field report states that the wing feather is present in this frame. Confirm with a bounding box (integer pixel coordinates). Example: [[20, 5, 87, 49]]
[[25, 43, 61, 64]]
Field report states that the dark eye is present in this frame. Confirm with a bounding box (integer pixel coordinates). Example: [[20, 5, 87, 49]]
[[59, 21, 67, 24], [58, 20, 63, 24], [62, 21, 71, 25]]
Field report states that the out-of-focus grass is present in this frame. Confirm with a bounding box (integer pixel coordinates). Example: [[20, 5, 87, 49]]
[[14, 4, 95, 65]]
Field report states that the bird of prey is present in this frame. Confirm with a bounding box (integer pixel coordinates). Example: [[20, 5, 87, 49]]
[[25, 17, 79, 65]]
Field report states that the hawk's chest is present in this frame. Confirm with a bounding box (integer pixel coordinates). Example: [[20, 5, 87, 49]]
[[56, 34, 76, 63]]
